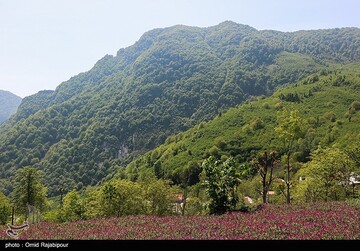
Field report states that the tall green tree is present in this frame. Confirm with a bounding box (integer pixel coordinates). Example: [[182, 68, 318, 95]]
[[83, 186, 101, 219], [12, 166, 47, 215], [0, 191, 11, 224], [100, 179, 145, 217], [275, 108, 305, 204], [143, 178, 173, 216], [202, 156, 241, 214], [62, 189, 84, 221], [100, 181, 118, 217]]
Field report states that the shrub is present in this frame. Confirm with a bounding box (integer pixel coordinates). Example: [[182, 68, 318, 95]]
[[250, 117, 264, 130], [351, 101, 360, 111], [275, 101, 283, 110], [184, 197, 206, 216], [345, 198, 360, 209], [321, 111, 336, 122], [263, 102, 271, 109], [214, 137, 227, 150], [209, 146, 220, 157]]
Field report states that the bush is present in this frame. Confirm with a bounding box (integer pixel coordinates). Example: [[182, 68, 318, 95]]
[[237, 203, 263, 213], [242, 124, 253, 134], [351, 101, 360, 111], [263, 102, 271, 109], [184, 197, 206, 216], [321, 111, 336, 122], [214, 137, 227, 150], [42, 210, 64, 223], [275, 102, 283, 110], [238, 205, 251, 212], [209, 146, 220, 157], [250, 117, 264, 130], [345, 198, 360, 209]]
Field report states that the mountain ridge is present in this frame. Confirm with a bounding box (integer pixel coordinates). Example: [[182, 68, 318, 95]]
[[12, 22, 360, 122], [0, 21, 359, 195]]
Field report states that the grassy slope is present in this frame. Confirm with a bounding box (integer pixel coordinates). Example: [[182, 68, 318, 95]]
[[123, 64, 360, 181]]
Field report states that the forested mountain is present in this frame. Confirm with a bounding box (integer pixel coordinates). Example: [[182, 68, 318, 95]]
[[1, 21, 360, 195], [0, 90, 22, 124]]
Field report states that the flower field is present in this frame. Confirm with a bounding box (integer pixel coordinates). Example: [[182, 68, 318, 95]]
[[1, 202, 359, 240]]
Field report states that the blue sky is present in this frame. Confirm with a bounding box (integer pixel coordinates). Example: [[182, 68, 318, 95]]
[[1, 0, 359, 98]]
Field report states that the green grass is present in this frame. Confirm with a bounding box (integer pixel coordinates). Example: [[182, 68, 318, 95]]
[[272, 51, 322, 72]]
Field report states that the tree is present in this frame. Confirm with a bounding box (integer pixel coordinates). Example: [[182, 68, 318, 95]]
[[301, 147, 354, 201], [202, 156, 241, 214], [100, 180, 145, 217], [62, 189, 84, 221], [113, 179, 144, 216], [0, 191, 11, 224], [346, 145, 360, 167], [178, 162, 199, 216], [252, 151, 279, 204], [143, 178, 173, 216], [101, 181, 117, 217], [12, 166, 47, 215], [58, 186, 65, 208], [83, 186, 101, 219], [345, 145, 360, 196], [275, 108, 305, 204]]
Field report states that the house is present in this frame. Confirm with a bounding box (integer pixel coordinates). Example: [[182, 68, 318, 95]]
[[350, 172, 360, 186], [244, 196, 253, 204]]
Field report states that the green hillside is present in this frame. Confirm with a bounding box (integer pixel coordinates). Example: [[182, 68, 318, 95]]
[[121, 64, 360, 184], [1, 21, 360, 195]]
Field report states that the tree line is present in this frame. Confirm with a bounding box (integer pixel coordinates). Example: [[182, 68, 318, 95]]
[[1, 108, 359, 223]]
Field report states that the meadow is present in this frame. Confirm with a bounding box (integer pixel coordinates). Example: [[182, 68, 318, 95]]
[[1, 202, 359, 240]]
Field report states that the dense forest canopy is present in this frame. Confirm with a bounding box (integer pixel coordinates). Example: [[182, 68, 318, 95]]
[[1, 21, 360, 196]]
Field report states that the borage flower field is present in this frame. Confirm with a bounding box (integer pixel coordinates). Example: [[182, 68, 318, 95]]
[[1, 202, 359, 240]]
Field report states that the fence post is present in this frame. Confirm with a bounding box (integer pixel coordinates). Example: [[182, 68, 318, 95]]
[[26, 203, 29, 221], [11, 206, 14, 225]]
